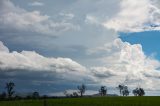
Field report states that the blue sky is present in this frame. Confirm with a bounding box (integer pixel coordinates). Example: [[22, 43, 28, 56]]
[[0, 0, 160, 96], [120, 31, 160, 60]]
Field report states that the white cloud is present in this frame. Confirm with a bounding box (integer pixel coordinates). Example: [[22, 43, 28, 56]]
[[103, 0, 160, 32], [89, 38, 160, 90], [0, 0, 79, 36], [29, 1, 44, 6], [1, 38, 160, 91], [0, 41, 9, 52], [1, 0, 160, 93], [0, 41, 90, 82]]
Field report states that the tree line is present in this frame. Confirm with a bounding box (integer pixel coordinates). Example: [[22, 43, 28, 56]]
[[64, 84, 145, 97], [0, 82, 42, 100], [0, 82, 145, 100]]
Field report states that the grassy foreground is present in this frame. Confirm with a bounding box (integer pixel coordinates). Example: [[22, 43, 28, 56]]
[[0, 96, 160, 106]]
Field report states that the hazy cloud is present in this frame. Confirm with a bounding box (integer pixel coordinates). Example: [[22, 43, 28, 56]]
[[29, 1, 44, 6], [0, 0, 79, 36]]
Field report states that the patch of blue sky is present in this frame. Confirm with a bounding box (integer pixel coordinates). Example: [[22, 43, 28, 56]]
[[120, 31, 160, 60]]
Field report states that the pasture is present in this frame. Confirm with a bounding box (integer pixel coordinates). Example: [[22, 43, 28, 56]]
[[0, 96, 160, 106]]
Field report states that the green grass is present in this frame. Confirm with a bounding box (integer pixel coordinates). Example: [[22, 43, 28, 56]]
[[1, 96, 160, 106]]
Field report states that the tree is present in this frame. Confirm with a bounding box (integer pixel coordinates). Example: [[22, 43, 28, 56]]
[[117, 84, 124, 96], [139, 88, 145, 96], [64, 90, 78, 97], [6, 82, 15, 98], [77, 84, 86, 97], [64, 90, 70, 97], [133, 88, 138, 96], [32, 92, 39, 99], [122, 86, 129, 96], [99, 86, 107, 96], [72, 92, 78, 97], [117, 84, 129, 96], [132, 88, 145, 96]]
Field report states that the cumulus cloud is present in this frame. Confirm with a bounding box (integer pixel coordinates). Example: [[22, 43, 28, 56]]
[[89, 38, 160, 90], [0, 40, 98, 94], [0, 41, 9, 52], [0, 41, 91, 83], [103, 0, 160, 32], [81, 0, 160, 33], [1, 0, 160, 94], [0, 0, 79, 36], [0, 38, 160, 92]]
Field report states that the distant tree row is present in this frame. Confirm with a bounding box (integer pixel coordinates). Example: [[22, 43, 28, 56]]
[[0, 82, 41, 100], [64, 84, 86, 97], [0, 82, 15, 99], [0, 82, 145, 100], [132, 87, 145, 96], [117, 84, 145, 96], [64, 84, 145, 97]]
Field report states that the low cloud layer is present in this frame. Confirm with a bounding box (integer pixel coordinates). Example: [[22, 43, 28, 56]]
[[0, 41, 91, 83], [0, 39, 160, 93]]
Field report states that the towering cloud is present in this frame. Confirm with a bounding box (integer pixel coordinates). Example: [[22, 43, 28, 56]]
[[103, 0, 160, 32], [89, 38, 160, 90]]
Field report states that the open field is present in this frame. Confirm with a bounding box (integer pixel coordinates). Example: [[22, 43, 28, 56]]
[[1, 96, 160, 106]]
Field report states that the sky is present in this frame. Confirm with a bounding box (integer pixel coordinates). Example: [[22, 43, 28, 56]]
[[0, 0, 160, 96]]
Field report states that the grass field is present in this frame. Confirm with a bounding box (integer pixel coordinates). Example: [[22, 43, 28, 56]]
[[0, 96, 160, 106]]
